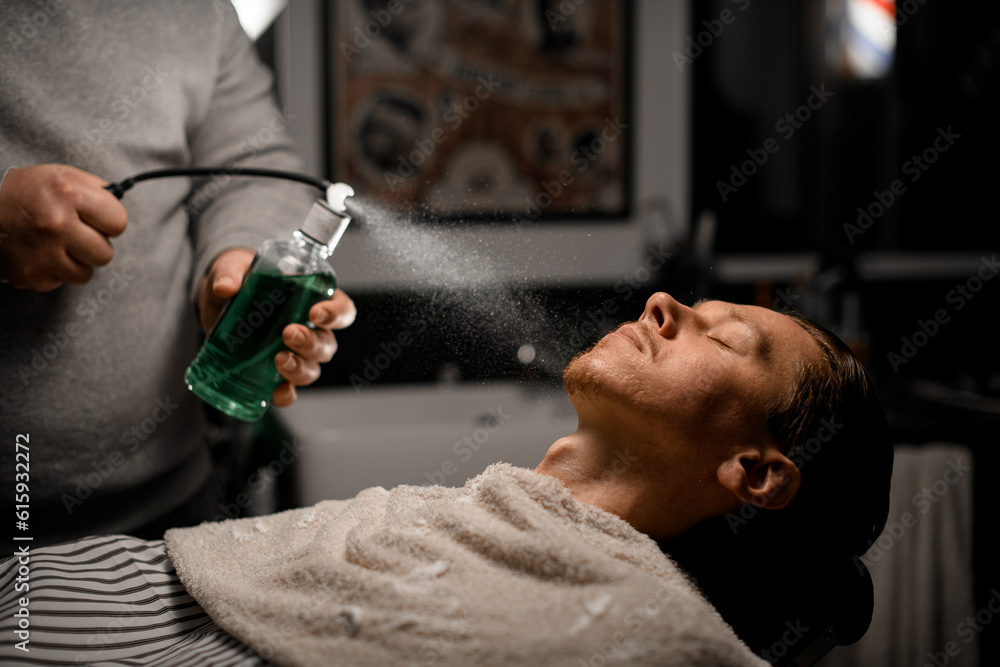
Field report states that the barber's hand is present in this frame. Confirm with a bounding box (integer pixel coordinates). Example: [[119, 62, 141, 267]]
[[198, 248, 356, 408], [272, 287, 355, 406], [197, 247, 257, 335], [0, 164, 128, 291]]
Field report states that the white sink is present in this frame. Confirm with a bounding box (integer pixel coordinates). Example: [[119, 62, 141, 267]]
[[281, 381, 577, 504]]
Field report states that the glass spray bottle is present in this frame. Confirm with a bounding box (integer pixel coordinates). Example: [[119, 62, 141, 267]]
[[185, 184, 354, 421]]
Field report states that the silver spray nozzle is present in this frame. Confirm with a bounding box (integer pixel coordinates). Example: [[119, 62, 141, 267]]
[[300, 182, 354, 249]]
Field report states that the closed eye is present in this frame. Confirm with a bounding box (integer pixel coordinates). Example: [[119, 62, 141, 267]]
[[708, 335, 735, 351], [696, 300, 772, 363]]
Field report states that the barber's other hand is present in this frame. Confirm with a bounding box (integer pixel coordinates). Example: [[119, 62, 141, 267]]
[[272, 289, 355, 407], [0, 164, 128, 291], [198, 248, 356, 408]]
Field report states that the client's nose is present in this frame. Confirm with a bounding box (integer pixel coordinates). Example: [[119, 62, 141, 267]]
[[641, 292, 688, 339]]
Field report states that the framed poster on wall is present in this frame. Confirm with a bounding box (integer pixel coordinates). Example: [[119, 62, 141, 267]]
[[328, 0, 632, 221]]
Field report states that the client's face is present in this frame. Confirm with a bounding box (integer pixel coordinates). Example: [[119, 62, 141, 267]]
[[563, 292, 822, 457]]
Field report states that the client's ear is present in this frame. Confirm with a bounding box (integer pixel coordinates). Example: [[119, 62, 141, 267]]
[[717, 446, 801, 510]]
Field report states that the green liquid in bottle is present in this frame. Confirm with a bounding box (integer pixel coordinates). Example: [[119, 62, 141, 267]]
[[185, 270, 336, 421]]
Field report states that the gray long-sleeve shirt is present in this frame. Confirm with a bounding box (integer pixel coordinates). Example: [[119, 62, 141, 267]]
[[0, 0, 316, 550]]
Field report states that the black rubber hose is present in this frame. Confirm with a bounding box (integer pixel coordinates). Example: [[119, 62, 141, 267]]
[[104, 167, 331, 199]]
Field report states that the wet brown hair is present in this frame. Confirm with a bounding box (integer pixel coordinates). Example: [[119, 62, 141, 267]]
[[767, 312, 892, 555]]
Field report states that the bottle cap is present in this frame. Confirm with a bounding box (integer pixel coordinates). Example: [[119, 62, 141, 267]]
[[300, 198, 351, 249]]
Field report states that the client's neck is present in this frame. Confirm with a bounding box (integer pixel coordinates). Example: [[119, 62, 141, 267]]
[[535, 427, 703, 540]]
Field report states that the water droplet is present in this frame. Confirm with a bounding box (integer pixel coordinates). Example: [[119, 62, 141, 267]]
[[517, 344, 536, 364]]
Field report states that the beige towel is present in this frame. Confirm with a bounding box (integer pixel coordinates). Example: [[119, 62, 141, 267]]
[[166, 463, 767, 666]]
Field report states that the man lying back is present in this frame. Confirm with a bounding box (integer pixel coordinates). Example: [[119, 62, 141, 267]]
[[0, 292, 892, 666]]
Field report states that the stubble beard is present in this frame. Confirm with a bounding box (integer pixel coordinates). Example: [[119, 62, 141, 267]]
[[562, 341, 614, 402]]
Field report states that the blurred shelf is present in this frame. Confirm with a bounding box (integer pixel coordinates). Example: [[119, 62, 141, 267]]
[[714, 251, 993, 283]]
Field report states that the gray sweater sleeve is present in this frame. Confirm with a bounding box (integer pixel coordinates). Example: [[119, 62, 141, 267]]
[[183, 4, 317, 303]]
